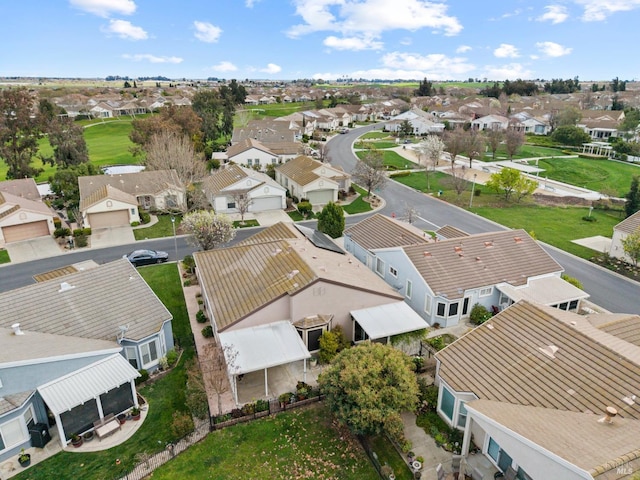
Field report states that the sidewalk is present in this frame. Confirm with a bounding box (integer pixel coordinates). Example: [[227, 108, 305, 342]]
[[401, 411, 453, 478]]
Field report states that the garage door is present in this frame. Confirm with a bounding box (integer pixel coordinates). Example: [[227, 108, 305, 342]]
[[307, 189, 334, 205], [89, 210, 129, 229], [2, 220, 50, 243], [251, 196, 283, 212]]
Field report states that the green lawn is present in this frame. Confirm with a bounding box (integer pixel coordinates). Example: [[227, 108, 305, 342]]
[[355, 141, 398, 150], [391, 171, 456, 194], [369, 435, 413, 480], [13, 263, 192, 480], [134, 215, 182, 241], [0, 249, 10, 264], [360, 131, 392, 140], [481, 144, 565, 162], [342, 188, 374, 214], [84, 120, 137, 167], [233, 219, 259, 228], [150, 404, 378, 480], [356, 150, 418, 170], [531, 157, 640, 197], [238, 101, 326, 120]]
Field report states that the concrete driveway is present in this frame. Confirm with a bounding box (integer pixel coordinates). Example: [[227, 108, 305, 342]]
[[90, 226, 135, 249], [5, 236, 62, 263]]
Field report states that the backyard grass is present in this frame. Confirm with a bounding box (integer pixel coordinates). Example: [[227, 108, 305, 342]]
[[531, 157, 640, 197], [150, 404, 378, 480], [134, 215, 182, 241], [13, 263, 192, 480], [0, 248, 10, 264], [369, 435, 413, 480]]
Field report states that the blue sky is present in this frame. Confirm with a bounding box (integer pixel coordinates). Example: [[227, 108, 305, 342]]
[[1, 0, 639, 81]]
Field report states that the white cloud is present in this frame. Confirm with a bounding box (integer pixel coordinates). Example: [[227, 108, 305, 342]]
[[575, 0, 640, 21], [400, 37, 412, 46], [102, 19, 147, 40], [481, 63, 533, 80], [494, 43, 520, 58], [323, 35, 383, 51], [287, 0, 462, 40], [211, 61, 238, 72], [456, 45, 472, 53], [70, 0, 136, 17], [260, 63, 282, 74], [245, 0, 258, 6], [537, 5, 569, 23], [536, 41, 572, 57], [122, 54, 183, 64], [193, 21, 222, 43]]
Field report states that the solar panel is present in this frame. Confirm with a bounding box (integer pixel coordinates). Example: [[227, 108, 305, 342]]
[[294, 224, 345, 255]]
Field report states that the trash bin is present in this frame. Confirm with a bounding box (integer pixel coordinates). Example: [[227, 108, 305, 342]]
[[29, 423, 51, 448]]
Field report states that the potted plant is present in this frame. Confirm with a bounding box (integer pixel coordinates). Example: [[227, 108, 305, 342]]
[[71, 433, 83, 448], [279, 392, 291, 408], [83, 430, 94, 442], [309, 356, 318, 368], [407, 451, 415, 462], [117, 413, 127, 425], [131, 407, 141, 420], [18, 448, 31, 467]]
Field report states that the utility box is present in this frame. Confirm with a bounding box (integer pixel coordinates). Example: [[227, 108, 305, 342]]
[[29, 423, 51, 448]]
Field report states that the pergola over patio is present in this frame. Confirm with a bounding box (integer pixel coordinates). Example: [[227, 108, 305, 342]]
[[496, 276, 590, 312], [351, 301, 428, 342], [219, 321, 311, 405]]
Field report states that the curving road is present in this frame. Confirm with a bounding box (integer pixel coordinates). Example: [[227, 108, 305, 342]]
[[327, 124, 640, 314]]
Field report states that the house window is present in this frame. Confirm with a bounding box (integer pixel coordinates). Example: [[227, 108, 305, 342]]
[[254, 159, 260, 166], [479, 287, 493, 297], [227, 201, 236, 209], [569, 300, 578, 310], [140, 339, 159, 367], [440, 386, 455, 420], [125, 346, 138, 369], [436, 302, 446, 317], [516, 467, 533, 480], [457, 402, 467, 428], [406, 280, 412, 299], [130, 208, 135, 215], [425, 296, 432, 314], [165, 195, 177, 208], [272, 158, 277, 164], [488, 438, 500, 462], [448, 302, 459, 317], [389, 266, 398, 277], [375, 258, 384, 276], [354, 321, 369, 342], [0, 417, 27, 452], [559, 302, 568, 310], [247, 159, 252, 166]]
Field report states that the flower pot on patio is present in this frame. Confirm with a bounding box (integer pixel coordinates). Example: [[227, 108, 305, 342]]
[[117, 414, 126, 425], [131, 407, 141, 421], [71, 434, 83, 448], [82, 431, 94, 442], [18, 450, 31, 467]]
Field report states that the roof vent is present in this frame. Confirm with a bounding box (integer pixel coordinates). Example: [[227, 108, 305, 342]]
[[454, 246, 462, 253], [623, 395, 636, 406], [538, 345, 559, 359], [58, 282, 75, 293], [514, 236, 523, 244], [598, 406, 618, 424], [484, 241, 493, 248], [475, 256, 481, 262], [423, 251, 432, 257], [11, 323, 24, 336]]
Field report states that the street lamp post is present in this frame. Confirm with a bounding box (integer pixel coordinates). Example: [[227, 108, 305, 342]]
[[171, 216, 178, 262], [469, 173, 477, 209]]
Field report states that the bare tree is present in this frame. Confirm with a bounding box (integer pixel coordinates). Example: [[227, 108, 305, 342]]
[[444, 129, 466, 164], [402, 203, 419, 224], [464, 129, 484, 168], [504, 129, 525, 160], [485, 128, 504, 160], [200, 342, 239, 415], [416, 135, 445, 191], [232, 192, 253, 224], [351, 149, 387, 198], [446, 163, 469, 198]]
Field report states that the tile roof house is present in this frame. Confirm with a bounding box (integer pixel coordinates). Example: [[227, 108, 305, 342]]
[[344, 214, 589, 327], [275, 155, 350, 207], [610, 210, 640, 264], [0, 259, 173, 459], [221, 138, 282, 171], [435, 300, 640, 480], [78, 170, 185, 228], [384, 107, 446, 135], [202, 164, 286, 213], [0, 186, 56, 245], [194, 222, 427, 404]]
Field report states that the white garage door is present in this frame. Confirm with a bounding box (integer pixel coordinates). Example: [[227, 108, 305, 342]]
[[2, 220, 50, 243], [251, 196, 283, 212], [307, 189, 334, 205], [89, 210, 129, 229]]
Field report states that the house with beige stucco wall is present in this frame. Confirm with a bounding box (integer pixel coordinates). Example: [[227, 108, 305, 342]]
[[610, 210, 640, 264], [0, 179, 57, 245]]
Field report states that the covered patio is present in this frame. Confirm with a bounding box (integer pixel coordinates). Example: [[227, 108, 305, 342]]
[[219, 321, 312, 406], [351, 301, 429, 347], [496, 276, 589, 312]]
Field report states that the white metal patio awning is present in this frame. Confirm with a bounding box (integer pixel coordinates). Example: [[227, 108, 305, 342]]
[[350, 302, 428, 340], [37, 354, 140, 415], [219, 320, 311, 376], [496, 276, 589, 306]]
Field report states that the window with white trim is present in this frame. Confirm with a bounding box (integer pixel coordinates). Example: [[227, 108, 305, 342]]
[[0, 417, 27, 452], [375, 257, 384, 275], [436, 302, 446, 317], [125, 346, 139, 369], [425, 296, 432, 314], [406, 280, 412, 299], [389, 266, 398, 277], [457, 402, 467, 428], [479, 287, 493, 297], [140, 339, 159, 367], [448, 302, 459, 317]]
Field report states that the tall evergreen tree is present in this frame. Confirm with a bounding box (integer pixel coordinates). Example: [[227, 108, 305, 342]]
[[625, 176, 640, 218], [317, 202, 345, 239]]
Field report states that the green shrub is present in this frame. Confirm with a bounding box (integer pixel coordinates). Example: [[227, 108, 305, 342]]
[[297, 201, 313, 216], [139, 209, 151, 224], [469, 303, 492, 325], [582, 215, 597, 222], [182, 255, 195, 273], [255, 398, 270, 412], [54, 227, 71, 238], [561, 273, 583, 290], [53, 217, 62, 228], [201, 325, 214, 338], [196, 310, 207, 323], [170, 411, 193, 439], [183, 279, 192, 287], [73, 228, 91, 237], [474, 188, 481, 196], [131, 221, 140, 227], [318, 330, 340, 364], [166, 349, 178, 366], [74, 234, 88, 248], [135, 369, 149, 385]]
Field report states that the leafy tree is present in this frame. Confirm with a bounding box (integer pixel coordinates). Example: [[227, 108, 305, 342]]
[[622, 229, 640, 266], [317, 202, 345, 238], [551, 125, 591, 146], [398, 119, 413, 137], [45, 116, 89, 168], [0, 88, 42, 179], [130, 105, 203, 154], [49, 163, 101, 210], [625, 176, 640, 218], [485, 167, 537, 202], [227, 79, 247, 104], [191, 90, 235, 145], [485, 128, 504, 160], [504, 129, 525, 159], [352, 149, 387, 198], [618, 108, 640, 138], [556, 106, 582, 127], [414, 78, 433, 97], [319, 342, 418, 442], [611, 77, 627, 92], [181, 210, 236, 250], [612, 95, 624, 111], [543, 77, 581, 94]]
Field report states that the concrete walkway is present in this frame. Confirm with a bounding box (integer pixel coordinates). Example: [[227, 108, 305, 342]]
[[401, 411, 453, 479]]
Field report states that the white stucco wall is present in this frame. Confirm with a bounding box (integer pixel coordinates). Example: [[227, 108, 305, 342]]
[[231, 148, 278, 171]]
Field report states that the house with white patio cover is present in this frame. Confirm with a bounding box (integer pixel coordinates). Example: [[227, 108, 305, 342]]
[[0, 259, 173, 459], [609, 210, 640, 264]]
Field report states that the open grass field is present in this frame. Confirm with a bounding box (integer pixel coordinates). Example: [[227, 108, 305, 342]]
[[237, 100, 326, 120], [356, 150, 418, 170], [531, 157, 640, 197], [13, 263, 193, 480], [150, 404, 378, 480], [481, 144, 565, 162]]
